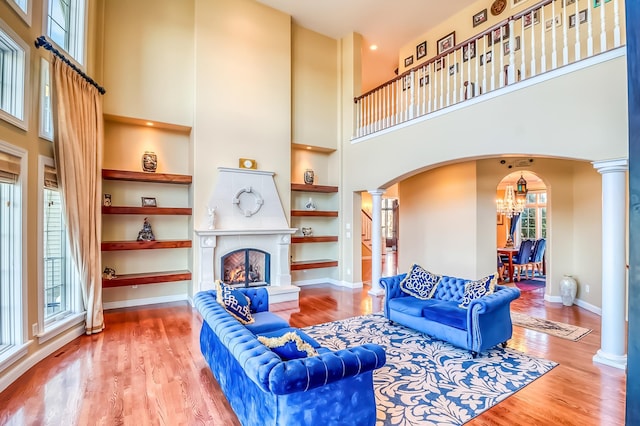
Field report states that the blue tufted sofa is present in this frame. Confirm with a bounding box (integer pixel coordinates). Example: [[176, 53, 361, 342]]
[[380, 273, 520, 356], [194, 288, 386, 426]]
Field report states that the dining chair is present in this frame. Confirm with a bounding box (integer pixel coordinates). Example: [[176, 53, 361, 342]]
[[511, 239, 535, 281], [527, 238, 546, 278]]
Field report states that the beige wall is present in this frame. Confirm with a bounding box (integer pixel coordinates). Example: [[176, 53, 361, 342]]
[[292, 25, 338, 151], [101, 0, 195, 126]]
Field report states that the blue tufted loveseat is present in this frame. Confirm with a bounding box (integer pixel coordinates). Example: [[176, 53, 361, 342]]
[[380, 273, 520, 356], [194, 288, 386, 426]]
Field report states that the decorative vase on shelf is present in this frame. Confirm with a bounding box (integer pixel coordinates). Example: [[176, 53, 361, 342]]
[[305, 197, 316, 211], [304, 169, 315, 185], [560, 275, 577, 306], [142, 151, 158, 173]]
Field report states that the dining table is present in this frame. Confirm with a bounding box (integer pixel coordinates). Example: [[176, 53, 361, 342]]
[[497, 247, 519, 282]]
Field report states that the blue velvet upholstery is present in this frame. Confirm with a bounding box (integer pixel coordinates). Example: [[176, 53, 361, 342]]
[[194, 289, 386, 426], [380, 272, 520, 354]]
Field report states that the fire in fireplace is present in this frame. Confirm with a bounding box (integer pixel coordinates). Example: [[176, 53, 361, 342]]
[[221, 248, 270, 287]]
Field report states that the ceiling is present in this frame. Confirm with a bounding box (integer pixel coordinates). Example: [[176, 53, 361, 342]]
[[255, 0, 478, 91]]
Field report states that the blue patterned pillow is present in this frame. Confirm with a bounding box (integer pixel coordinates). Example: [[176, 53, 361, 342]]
[[257, 330, 318, 361], [459, 274, 497, 308], [399, 264, 442, 300], [216, 280, 254, 324]]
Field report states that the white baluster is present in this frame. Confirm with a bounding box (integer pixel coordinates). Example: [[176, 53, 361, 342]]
[[490, 33, 496, 91], [508, 20, 516, 84], [457, 49, 462, 103], [540, 6, 547, 73], [482, 35, 488, 94], [385, 84, 390, 128], [409, 70, 415, 119], [395, 79, 399, 125], [520, 17, 526, 80], [440, 58, 444, 109], [599, 0, 607, 52], [551, 1, 558, 69], [586, 0, 594, 56], [574, 0, 581, 61], [428, 67, 432, 113], [562, 0, 569, 65], [474, 40, 480, 97], [447, 53, 452, 106], [613, 0, 620, 47]]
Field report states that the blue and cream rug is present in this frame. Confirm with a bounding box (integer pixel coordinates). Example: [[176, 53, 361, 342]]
[[304, 313, 557, 426]]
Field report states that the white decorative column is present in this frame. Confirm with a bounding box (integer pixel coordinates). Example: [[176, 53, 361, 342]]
[[368, 189, 385, 295], [593, 158, 628, 369]]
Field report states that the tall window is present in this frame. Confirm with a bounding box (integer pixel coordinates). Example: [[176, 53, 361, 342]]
[[0, 19, 28, 129], [6, 0, 31, 25], [0, 143, 25, 369], [46, 0, 86, 65], [521, 192, 547, 240], [39, 58, 53, 141], [40, 159, 80, 331]]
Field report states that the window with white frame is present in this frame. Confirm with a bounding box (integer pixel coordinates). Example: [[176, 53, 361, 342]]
[[39, 58, 53, 141], [520, 192, 547, 240], [0, 143, 25, 367], [46, 0, 86, 65], [5, 0, 32, 26], [40, 158, 81, 334], [0, 18, 28, 129]]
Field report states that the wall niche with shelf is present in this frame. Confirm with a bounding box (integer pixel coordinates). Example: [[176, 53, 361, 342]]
[[102, 115, 192, 307], [290, 147, 340, 283]]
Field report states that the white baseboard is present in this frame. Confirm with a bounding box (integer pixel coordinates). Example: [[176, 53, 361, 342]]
[[103, 294, 189, 310], [543, 294, 602, 315], [0, 323, 85, 393]]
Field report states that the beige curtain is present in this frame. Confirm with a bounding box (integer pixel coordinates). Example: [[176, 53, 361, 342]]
[[51, 56, 104, 334]]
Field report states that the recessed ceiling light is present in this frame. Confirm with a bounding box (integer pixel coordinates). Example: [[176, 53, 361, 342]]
[[306, 146, 312, 150], [370, 45, 378, 51], [146, 122, 154, 126]]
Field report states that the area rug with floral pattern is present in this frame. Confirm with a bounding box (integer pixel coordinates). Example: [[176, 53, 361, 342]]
[[303, 313, 557, 426]]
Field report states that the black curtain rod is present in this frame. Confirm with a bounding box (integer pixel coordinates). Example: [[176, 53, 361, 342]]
[[34, 35, 106, 95]]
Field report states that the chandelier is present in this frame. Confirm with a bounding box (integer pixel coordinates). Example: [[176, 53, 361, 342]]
[[497, 174, 528, 247], [496, 184, 526, 218]]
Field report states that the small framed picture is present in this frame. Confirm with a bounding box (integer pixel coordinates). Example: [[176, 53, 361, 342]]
[[437, 32, 456, 55], [402, 74, 412, 91], [141, 197, 157, 207], [523, 9, 540, 28], [492, 25, 510, 45], [594, 0, 611, 8], [473, 9, 488, 27], [416, 41, 427, 60], [568, 11, 586, 28], [434, 57, 446, 71], [503, 36, 521, 55], [511, 0, 528, 7], [545, 14, 563, 31], [448, 63, 458, 76], [404, 55, 414, 67], [103, 193, 112, 207], [419, 75, 430, 86], [497, 213, 504, 225], [563, 0, 576, 6], [480, 50, 493, 66], [463, 42, 476, 62]]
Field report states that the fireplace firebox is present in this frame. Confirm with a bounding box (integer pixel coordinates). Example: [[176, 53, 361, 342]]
[[221, 248, 270, 287]]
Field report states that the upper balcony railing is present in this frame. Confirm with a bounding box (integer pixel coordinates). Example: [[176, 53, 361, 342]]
[[353, 0, 625, 139]]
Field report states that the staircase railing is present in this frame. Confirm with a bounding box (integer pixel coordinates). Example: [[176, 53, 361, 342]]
[[361, 209, 372, 248], [353, 0, 625, 139]]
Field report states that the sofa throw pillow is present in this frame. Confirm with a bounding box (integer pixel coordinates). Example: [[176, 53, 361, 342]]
[[216, 280, 254, 324], [459, 274, 498, 308], [257, 331, 318, 361], [399, 264, 442, 300]]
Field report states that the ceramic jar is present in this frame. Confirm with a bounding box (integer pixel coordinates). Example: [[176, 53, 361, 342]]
[[560, 275, 577, 306]]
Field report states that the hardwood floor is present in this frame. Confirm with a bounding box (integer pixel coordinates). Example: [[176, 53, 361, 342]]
[[0, 270, 626, 425]]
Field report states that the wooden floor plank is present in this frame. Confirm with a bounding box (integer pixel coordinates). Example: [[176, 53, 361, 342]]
[[0, 258, 627, 425]]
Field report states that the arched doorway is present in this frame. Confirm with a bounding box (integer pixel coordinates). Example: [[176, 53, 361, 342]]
[[497, 171, 547, 292]]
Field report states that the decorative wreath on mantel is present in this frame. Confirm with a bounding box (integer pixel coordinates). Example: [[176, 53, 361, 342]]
[[232, 186, 264, 217]]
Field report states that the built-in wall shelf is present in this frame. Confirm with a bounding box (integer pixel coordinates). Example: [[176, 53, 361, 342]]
[[291, 183, 338, 193], [291, 260, 338, 270], [102, 206, 192, 215], [101, 240, 192, 251], [291, 210, 338, 217], [102, 169, 192, 184], [291, 236, 338, 243], [102, 270, 192, 288]]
